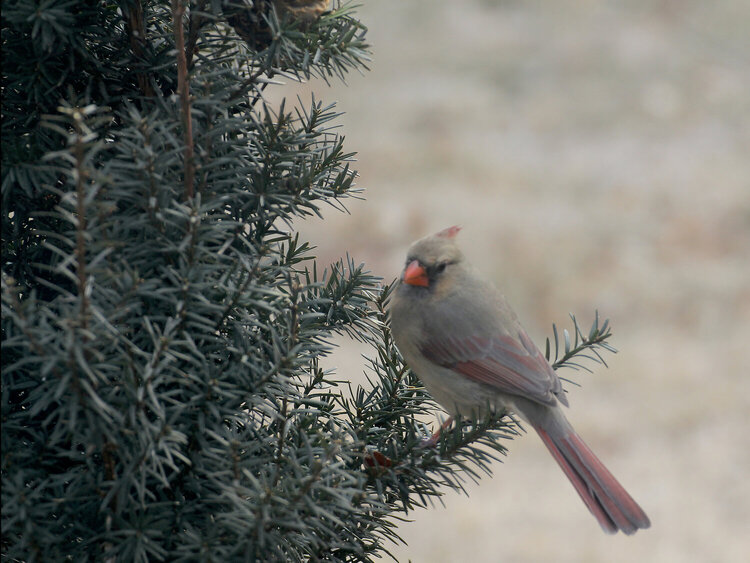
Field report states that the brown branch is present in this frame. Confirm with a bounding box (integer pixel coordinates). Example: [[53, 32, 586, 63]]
[[123, 0, 155, 97], [103, 442, 118, 482], [173, 0, 195, 200], [272, 397, 289, 487], [73, 117, 89, 333]]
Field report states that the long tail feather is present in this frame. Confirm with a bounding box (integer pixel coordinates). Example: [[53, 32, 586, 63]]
[[536, 427, 651, 534]]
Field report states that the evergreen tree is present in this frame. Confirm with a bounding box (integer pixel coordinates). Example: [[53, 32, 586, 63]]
[[1, 1, 616, 560]]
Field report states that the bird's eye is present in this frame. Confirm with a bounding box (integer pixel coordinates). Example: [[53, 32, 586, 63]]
[[435, 261, 449, 274]]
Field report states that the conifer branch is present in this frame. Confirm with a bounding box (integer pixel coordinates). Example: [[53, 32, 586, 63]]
[[1, 275, 55, 368], [546, 310, 617, 375]]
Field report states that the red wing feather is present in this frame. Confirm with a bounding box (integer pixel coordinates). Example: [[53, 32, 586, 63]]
[[420, 332, 566, 407]]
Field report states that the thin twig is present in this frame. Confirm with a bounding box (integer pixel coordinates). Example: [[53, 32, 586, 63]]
[[549, 313, 617, 372], [1, 276, 60, 375], [173, 0, 195, 200], [72, 114, 89, 333], [186, 0, 209, 69], [272, 397, 289, 487], [227, 68, 271, 103]]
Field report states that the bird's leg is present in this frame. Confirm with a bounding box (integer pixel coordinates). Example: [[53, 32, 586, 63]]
[[420, 416, 454, 448]]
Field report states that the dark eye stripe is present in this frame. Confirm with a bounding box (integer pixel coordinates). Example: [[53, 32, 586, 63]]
[[435, 260, 454, 274]]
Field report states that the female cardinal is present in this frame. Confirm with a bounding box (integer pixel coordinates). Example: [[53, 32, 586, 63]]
[[389, 226, 650, 534]]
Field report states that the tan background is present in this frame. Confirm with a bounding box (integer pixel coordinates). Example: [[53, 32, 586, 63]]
[[273, 1, 750, 561]]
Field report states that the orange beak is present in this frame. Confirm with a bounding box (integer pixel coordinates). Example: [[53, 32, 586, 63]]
[[403, 260, 429, 287]]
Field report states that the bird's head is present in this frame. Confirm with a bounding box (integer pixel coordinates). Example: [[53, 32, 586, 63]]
[[400, 226, 465, 293]]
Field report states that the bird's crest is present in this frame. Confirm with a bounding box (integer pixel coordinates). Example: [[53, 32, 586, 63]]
[[436, 225, 461, 239]]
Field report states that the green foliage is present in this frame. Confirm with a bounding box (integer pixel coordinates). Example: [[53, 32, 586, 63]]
[[545, 311, 617, 389], [1, 1, 617, 561]]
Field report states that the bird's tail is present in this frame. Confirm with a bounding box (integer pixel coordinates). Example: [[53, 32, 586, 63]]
[[534, 426, 651, 534]]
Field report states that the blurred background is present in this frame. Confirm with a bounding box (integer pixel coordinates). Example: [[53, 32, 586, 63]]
[[272, 1, 750, 561]]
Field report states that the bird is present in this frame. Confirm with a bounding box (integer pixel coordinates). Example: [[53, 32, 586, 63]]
[[389, 225, 650, 534]]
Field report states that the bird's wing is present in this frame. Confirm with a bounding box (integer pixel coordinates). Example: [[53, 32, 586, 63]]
[[419, 329, 567, 407]]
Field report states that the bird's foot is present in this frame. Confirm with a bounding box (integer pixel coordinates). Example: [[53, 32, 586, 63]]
[[419, 416, 454, 448]]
